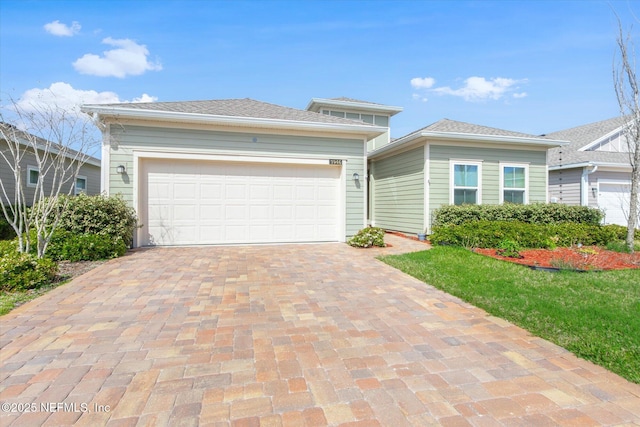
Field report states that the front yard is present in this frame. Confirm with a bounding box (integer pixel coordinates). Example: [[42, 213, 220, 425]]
[[380, 246, 640, 384]]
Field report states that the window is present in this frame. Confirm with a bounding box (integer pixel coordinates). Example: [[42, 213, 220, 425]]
[[27, 166, 39, 187], [451, 161, 481, 205], [501, 164, 528, 204], [75, 176, 87, 195]]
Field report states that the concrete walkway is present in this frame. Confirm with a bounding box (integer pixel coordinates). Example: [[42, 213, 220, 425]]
[[1, 234, 639, 426]]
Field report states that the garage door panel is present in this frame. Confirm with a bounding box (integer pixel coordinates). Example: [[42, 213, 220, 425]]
[[143, 159, 341, 245], [599, 183, 631, 226]]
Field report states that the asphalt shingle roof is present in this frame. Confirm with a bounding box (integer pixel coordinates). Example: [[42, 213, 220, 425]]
[[546, 117, 630, 167], [401, 118, 546, 140], [93, 98, 373, 126]]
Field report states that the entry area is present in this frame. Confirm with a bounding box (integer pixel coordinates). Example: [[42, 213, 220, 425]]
[[140, 158, 342, 245]]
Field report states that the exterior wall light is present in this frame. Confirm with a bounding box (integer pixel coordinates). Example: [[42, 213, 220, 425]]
[[116, 165, 126, 174], [353, 172, 360, 181]]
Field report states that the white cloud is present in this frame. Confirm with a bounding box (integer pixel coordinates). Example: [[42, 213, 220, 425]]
[[513, 92, 528, 99], [44, 20, 81, 37], [432, 77, 527, 102], [73, 37, 162, 78], [12, 82, 157, 116], [412, 93, 428, 102], [410, 77, 436, 89]]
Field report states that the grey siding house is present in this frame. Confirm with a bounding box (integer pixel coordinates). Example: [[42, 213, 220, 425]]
[[0, 126, 101, 207], [547, 117, 636, 226]]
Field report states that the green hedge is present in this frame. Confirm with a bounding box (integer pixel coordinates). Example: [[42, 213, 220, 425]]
[[432, 203, 604, 227], [45, 231, 127, 261], [430, 221, 624, 249], [0, 251, 57, 292]]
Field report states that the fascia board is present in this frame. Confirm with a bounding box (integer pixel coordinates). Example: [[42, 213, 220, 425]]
[[306, 98, 404, 115], [369, 131, 568, 159], [82, 105, 387, 139], [549, 161, 631, 171]]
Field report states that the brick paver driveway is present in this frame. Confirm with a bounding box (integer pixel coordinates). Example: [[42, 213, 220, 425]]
[[1, 235, 639, 426]]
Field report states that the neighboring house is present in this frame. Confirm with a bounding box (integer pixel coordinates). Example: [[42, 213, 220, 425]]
[[82, 97, 566, 247], [547, 117, 637, 226], [0, 123, 101, 206], [367, 119, 567, 235]]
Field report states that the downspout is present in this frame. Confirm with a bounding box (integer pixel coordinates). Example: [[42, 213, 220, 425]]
[[580, 164, 598, 206]]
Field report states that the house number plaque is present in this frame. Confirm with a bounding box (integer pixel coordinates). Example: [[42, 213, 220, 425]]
[[329, 159, 343, 165]]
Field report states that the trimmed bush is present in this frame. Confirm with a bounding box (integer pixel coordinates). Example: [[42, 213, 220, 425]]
[[348, 227, 385, 248], [55, 193, 138, 246], [430, 221, 620, 249], [0, 251, 57, 292], [45, 231, 127, 261], [432, 203, 604, 227]]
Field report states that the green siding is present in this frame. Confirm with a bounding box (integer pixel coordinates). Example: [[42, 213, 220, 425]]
[[108, 124, 365, 239], [371, 146, 424, 234], [428, 144, 548, 229]]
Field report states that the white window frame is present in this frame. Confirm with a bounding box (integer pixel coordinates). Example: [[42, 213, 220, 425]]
[[450, 160, 482, 205], [27, 165, 39, 188], [75, 175, 88, 195], [500, 162, 529, 204]]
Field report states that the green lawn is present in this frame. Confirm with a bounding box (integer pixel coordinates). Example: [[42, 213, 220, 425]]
[[379, 246, 640, 384]]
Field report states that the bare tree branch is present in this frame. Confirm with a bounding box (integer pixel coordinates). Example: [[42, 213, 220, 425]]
[[0, 94, 100, 257], [613, 15, 640, 252]]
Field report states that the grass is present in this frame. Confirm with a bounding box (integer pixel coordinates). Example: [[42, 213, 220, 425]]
[[379, 246, 640, 384], [0, 282, 64, 316]]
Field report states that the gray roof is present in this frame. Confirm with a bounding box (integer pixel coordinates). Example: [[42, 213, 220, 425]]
[[401, 118, 547, 140], [546, 116, 630, 167], [89, 98, 372, 126]]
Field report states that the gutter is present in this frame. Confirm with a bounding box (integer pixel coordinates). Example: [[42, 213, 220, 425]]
[[549, 161, 632, 171], [81, 105, 388, 139]]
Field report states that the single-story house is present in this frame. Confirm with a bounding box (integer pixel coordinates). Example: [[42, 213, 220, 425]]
[[547, 117, 637, 226], [0, 123, 101, 206], [367, 119, 567, 235], [81, 99, 389, 246], [82, 97, 566, 246]]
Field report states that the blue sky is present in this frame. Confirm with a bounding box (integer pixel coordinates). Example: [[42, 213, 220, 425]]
[[1, 0, 639, 138]]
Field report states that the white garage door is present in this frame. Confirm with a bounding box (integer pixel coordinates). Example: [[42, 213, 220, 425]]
[[141, 159, 342, 245], [598, 182, 631, 226]]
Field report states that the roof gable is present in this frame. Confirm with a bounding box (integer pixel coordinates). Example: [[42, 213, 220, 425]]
[[546, 117, 631, 167]]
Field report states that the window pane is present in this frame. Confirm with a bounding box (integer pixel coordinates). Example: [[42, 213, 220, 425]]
[[374, 115, 389, 127], [345, 112, 360, 120], [29, 169, 39, 185], [76, 178, 87, 193], [454, 164, 477, 187], [454, 189, 477, 205], [329, 111, 345, 118], [504, 166, 525, 189], [361, 114, 374, 124], [504, 190, 524, 204]]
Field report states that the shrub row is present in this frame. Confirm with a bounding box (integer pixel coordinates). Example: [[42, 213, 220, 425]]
[[45, 231, 128, 262], [432, 203, 604, 227], [430, 221, 626, 249]]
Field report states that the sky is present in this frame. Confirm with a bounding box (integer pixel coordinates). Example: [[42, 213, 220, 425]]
[[1, 0, 639, 140]]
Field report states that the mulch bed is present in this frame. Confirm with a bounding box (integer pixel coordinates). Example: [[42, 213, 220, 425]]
[[474, 246, 640, 271]]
